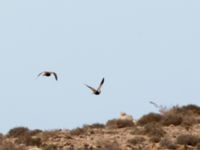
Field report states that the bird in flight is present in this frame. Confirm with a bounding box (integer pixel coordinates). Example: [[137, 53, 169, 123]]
[[85, 78, 105, 95], [37, 71, 58, 81]]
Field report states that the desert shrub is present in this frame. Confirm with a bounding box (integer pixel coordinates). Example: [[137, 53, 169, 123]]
[[161, 105, 200, 127], [127, 136, 145, 145], [83, 123, 105, 129], [196, 143, 200, 149], [169, 104, 200, 116], [137, 113, 163, 126], [0, 133, 4, 145], [142, 123, 165, 141], [162, 114, 183, 126], [43, 144, 58, 150], [41, 130, 61, 141], [144, 123, 165, 137], [29, 129, 42, 136], [181, 115, 198, 129], [7, 127, 29, 137], [0, 133, 4, 138], [160, 138, 177, 149], [27, 137, 42, 146], [179, 104, 200, 115], [106, 119, 134, 129], [96, 140, 120, 150], [70, 123, 104, 136], [130, 127, 144, 135], [70, 127, 87, 136], [0, 141, 26, 150], [7, 127, 42, 147], [99, 142, 120, 150], [16, 133, 42, 147], [150, 135, 161, 143], [176, 134, 200, 146]]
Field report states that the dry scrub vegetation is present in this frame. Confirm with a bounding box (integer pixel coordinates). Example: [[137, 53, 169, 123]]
[[0, 104, 200, 150]]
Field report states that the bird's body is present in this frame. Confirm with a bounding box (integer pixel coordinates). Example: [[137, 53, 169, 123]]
[[43, 72, 51, 77], [37, 71, 58, 80], [85, 78, 104, 95], [94, 91, 100, 95]]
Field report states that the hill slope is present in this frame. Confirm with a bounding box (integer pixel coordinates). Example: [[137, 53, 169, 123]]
[[1, 104, 200, 150]]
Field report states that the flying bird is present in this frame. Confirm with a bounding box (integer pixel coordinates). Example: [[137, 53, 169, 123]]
[[85, 78, 105, 95], [37, 71, 58, 81]]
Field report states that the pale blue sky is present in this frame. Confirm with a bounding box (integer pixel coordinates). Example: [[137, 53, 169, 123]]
[[0, 0, 200, 133]]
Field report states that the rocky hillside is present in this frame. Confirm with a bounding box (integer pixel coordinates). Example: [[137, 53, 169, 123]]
[[1, 104, 200, 150]]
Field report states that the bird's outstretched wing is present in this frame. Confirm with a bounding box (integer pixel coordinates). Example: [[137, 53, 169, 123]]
[[149, 101, 159, 108], [85, 84, 97, 93], [52, 72, 58, 80], [36, 72, 44, 78], [97, 78, 104, 91]]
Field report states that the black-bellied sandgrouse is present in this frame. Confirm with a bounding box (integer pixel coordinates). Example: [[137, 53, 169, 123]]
[[37, 71, 58, 81], [85, 78, 104, 95]]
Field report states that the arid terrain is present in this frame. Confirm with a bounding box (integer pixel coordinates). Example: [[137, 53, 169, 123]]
[[1, 104, 200, 150]]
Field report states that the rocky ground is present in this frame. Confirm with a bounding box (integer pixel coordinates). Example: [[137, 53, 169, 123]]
[[1, 104, 200, 150]]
